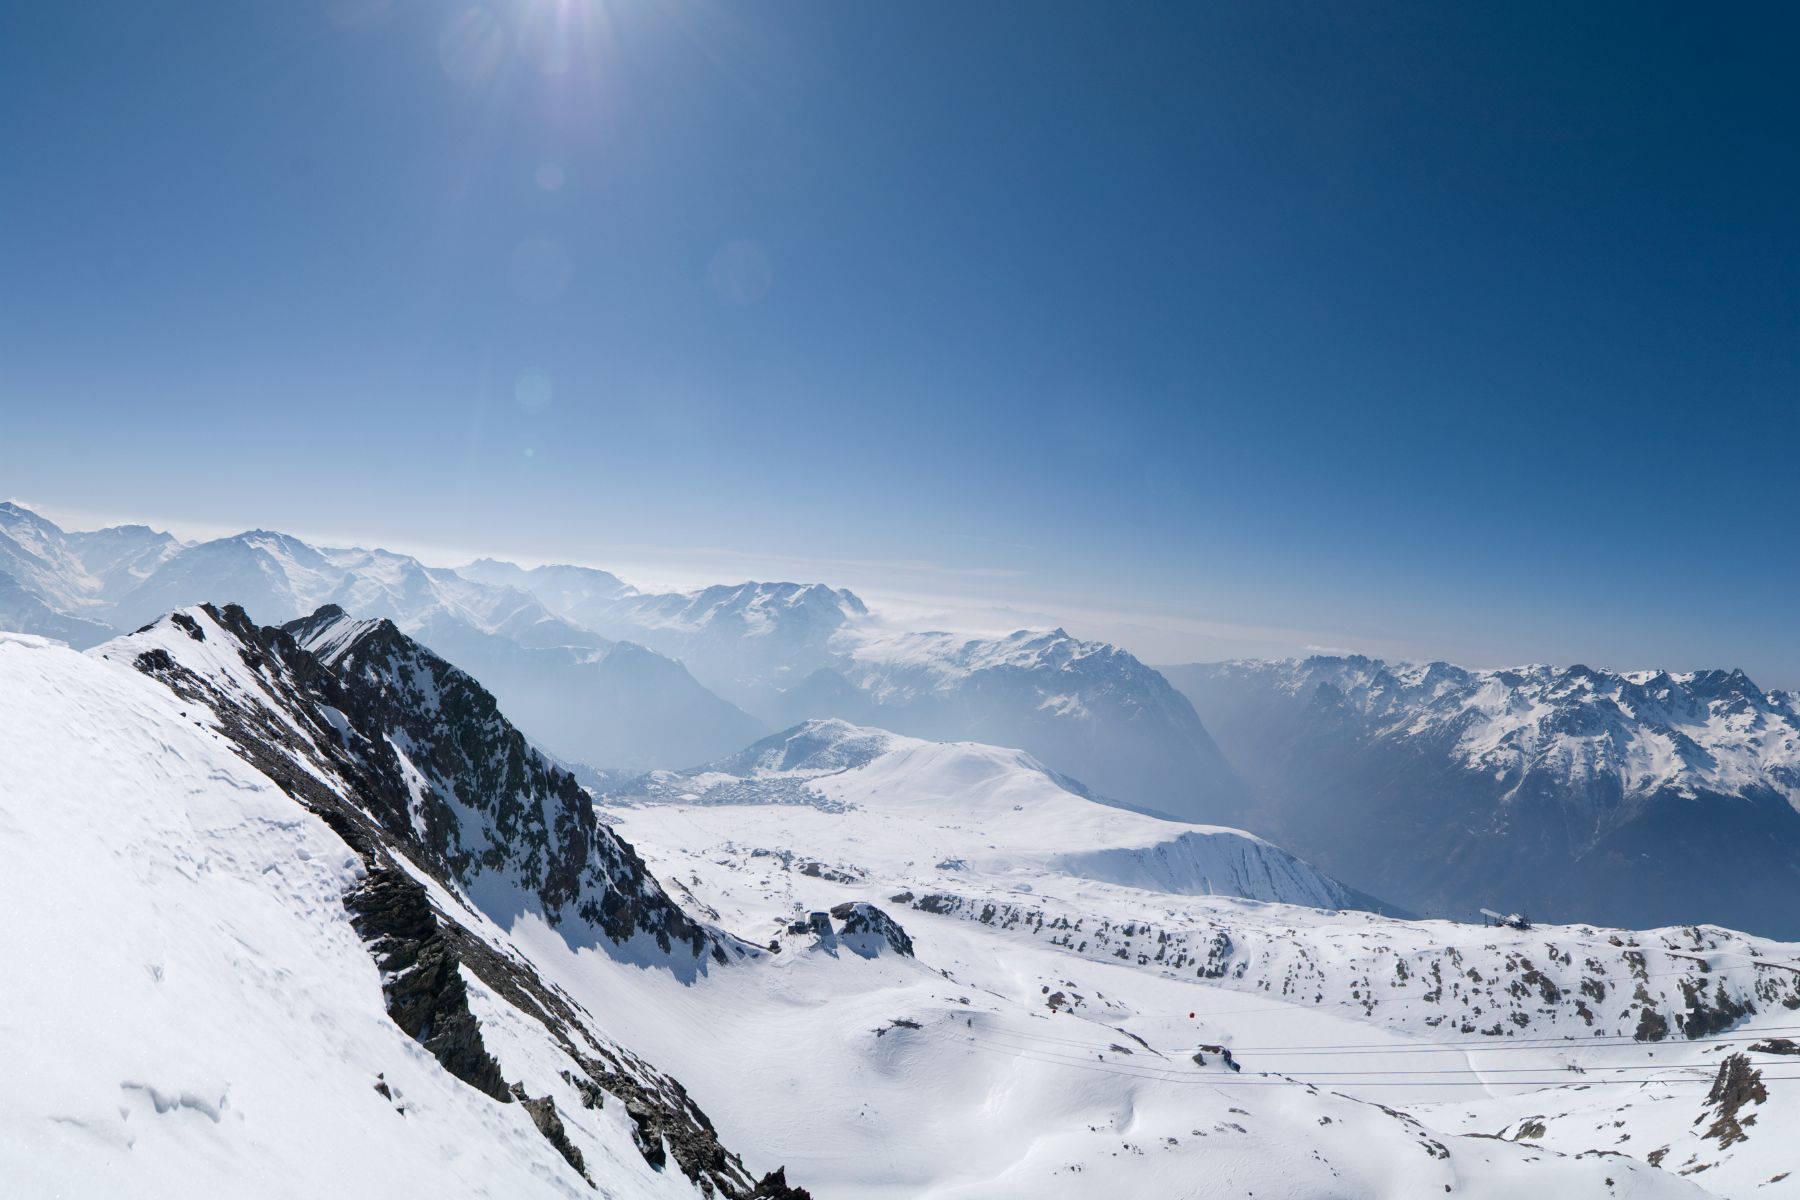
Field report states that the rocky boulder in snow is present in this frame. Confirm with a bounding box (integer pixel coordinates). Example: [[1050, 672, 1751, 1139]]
[[829, 902, 915, 958]]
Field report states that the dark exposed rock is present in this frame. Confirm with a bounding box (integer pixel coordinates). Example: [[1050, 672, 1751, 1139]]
[[797, 860, 860, 884], [513, 1086, 592, 1186], [1634, 1008, 1669, 1042], [1676, 979, 1753, 1038], [1193, 1043, 1240, 1072], [746, 1166, 815, 1199], [134, 648, 174, 672], [1750, 1038, 1800, 1055], [1702, 1053, 1767, 1147], [560, 1070, 607, 1109], [346, 867, 509, 1102], [830, 901, 915, 957]]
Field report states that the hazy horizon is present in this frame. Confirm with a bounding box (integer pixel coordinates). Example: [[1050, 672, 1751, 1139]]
[[14, 493, 1797, 689]]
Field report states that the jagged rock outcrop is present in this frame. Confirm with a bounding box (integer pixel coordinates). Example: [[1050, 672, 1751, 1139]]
[[1702, 1053, 1767, 1147]]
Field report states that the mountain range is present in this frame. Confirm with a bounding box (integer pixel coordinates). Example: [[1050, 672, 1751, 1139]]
[[0, 502, 1238, 819], [1165, 655, 1800, 936], [12, 501, 1800, 940], [8, 602, 1781, 1197]]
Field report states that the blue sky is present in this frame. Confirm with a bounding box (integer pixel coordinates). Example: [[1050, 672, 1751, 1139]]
[[3, 2, 1797, 682]]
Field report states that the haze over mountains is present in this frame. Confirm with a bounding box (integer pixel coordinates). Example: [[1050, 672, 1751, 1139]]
[[10, 499, 1800, 942], [1166, 656, 1800, 936], [0, 502, 1238, 820]]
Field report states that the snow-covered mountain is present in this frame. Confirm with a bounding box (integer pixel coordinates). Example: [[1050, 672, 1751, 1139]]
[[0, 507, 762, 771], [399, 609, 764, 772], [12, 599, 1795, 1198], [2, 608, 808, 1198], [3, 509, 1243, 817], [576, 581, 869, 712], [457, 558, 638, 627], [106, 529, 583, 639], [0, 500, 179, 643], [1164, 655, 1800, 936], [343, 546, 1250, 822], [608, 718, 1377, 913], [770, 627, 1247, 821]]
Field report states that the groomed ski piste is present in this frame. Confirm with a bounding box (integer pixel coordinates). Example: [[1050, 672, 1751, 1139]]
[[3, 625, 1795, 1198]]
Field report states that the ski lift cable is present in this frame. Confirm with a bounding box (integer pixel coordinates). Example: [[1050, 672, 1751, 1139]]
[[953, 1037, 1799, 1089], [967, 1026, 1797, 1075], [981, 1016, 1800, 1057]]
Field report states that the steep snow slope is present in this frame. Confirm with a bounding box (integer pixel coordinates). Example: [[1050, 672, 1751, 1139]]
[[115, 604, 733, 962], [610, 719, 1375, 911], [0, 630, 780, 1199], [1165, 656, 1800, 935], [64, 605, 810, 1196]]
